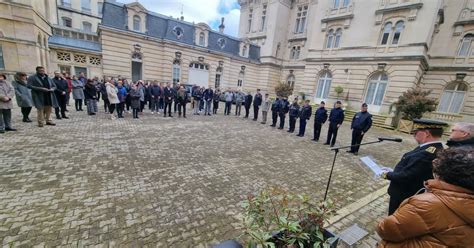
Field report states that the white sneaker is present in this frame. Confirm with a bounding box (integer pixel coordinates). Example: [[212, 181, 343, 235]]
[[110, 114, 116, 120], [151, 111, 154, 114]]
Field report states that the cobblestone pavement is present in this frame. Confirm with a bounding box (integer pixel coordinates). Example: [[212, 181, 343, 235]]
[[0, 103, 420, 247]]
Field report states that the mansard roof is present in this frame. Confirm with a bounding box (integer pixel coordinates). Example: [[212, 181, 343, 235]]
[[101, 0, 260, 62]]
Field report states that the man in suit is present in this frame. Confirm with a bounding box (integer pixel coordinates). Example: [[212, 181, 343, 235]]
[[163, 83, 173, 117], [312, 101, 328, 142], [52, 71, 69, 120], [347, 103, 372, 155], [324, 101, 344, 147], [27, 66, 58, 127], [253, 89, 262, 121], [381, 119, 448, 215], [244, 92, 253, 118]]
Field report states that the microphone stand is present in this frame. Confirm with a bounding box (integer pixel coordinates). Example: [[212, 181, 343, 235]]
[[323, 140, 385, 201]]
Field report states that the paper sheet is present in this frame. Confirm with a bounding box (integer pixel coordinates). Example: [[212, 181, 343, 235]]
[[360, 156, 384, 177]]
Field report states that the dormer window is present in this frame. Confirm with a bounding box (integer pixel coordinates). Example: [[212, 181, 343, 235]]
[[173, 26, 184, 40], [242, 45, 248, 57], [217, 38, 226, 49], [199, 32, 205, 46], [133, 15, 141, 31]]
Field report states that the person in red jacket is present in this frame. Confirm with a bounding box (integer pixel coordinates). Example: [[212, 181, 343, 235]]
[[377, 146, 474, 247]]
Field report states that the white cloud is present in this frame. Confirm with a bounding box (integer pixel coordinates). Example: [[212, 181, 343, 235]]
[[116, 0, 241, 37]]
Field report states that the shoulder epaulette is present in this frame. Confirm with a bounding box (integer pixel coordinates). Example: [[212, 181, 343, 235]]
[[425, 146, 437, 154]]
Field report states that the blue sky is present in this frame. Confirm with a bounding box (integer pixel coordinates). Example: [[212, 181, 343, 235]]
[[117, 0, 241, 37]]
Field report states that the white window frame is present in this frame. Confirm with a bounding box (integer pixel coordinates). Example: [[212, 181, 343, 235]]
[[133, 15, 141, 32], [438, 82, 468, 113], [391, 21, 404, 45], [287, 75, 295, 88], [457, 34, 473, 57], [364, 73, 388, 108], [260, 4, 267, 31], [172, 63, 181, 85], [326, 29, 334, 49], [295, 5, 308, 34], [334, 28, 342, 48], [316, 72, 332, 99], [199, 32, 205, 46], [380, 22, 392, 45], [82, 22, 92, 33]]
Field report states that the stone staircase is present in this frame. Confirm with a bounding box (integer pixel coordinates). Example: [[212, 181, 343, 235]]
[[343, 109, 395, 130]]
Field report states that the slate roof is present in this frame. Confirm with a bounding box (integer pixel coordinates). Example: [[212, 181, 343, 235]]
[[101, 0, 260, 62]]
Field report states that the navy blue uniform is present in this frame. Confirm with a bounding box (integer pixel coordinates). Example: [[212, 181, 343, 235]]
[[244, 94, 253, 118], [298, 105, 312, 136], [386, 142, 443, 215], [350, 111, 373, 153], [253, 93, 262, 120], [278, 99, 290, 129], [163, 87, 173, 117], [326, 107, 344, 146], [270, 99, 280, 127], [313, 107, 328, 141], [288, 103, 300, 132]]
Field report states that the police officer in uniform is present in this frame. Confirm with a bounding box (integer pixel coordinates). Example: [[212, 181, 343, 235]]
[[312, 101, 328, 142], [324, 101, 344, 147], [270, 97, 280, 127], [381, 119, 448, 215], [347, 103, 372, 155], [297, 100, 312, 137], [278, 97, 290, 130]]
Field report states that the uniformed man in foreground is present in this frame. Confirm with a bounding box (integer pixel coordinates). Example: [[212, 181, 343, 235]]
[[381, 119, 448, 215], [347, 103, 372, 155]]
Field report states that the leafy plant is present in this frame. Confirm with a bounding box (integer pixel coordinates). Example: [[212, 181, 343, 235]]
[[334, 86, 343, 95], [275, 82, 294, 98], [242, 187, 336, 248], [393, 88, 438, 120]]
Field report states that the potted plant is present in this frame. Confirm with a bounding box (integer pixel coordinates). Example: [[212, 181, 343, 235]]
[[241, 187, 338, 248], [393, 88, 438, 133], [275, 82, 294, 98], [334, 86, 343, 100]]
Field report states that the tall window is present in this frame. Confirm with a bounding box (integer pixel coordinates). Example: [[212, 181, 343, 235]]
[[365, 72, 388, 106], [215, 73, 222, 89], [82, 22, 92, 33], [260, 4, 267, 31], [316, 72, 332, 99], [62, 17, 72, 28], [242, 45, 248, 57], [380, 22, 392, 45], [81, 0, 91, 12], [290, 46, 300, 59], [343, 0, 350, 7], [391, 21, 404, 45], [237, 71, 244, 87], [334, 28, 342, 48], [457, 34, 473, 57], [326, 30, 334, 49], [438, 82, 468, 113], [248, 8, 253, 32], [172, 63, 181, 86], [61, 0, 71, 7], [98, 2, 103, 15], [333, 0, 340, 8], [133, 15, 141, 31], [295, 5, 308, 33], [0, 46, 4, 70], [199, 32, 205, 46], [287, 75, 295, 88]]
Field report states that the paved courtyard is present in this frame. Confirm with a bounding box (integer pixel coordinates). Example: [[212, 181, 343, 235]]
[[0, 104, 418, 247]]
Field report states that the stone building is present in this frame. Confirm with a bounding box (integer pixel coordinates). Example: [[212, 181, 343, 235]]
[[238, 0, 474, 121], [0, 0, 472, 122]]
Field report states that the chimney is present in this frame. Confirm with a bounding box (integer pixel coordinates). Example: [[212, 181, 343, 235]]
[[219, 17, 225, 33]]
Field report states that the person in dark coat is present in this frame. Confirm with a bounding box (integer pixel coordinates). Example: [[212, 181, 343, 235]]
[[203, 87, 214, 116], [347, 103, 373, 155], [324, 101, 344, 147], [244, 92, 253, 118], [278, 97, 290, 129], [270, 97, 280, 127], [213, 89, 221, 114], [0, 74, 15, 133], [446, 122, 474, 148], [149, 82, 162, 114], [52, 71, 69, 119], [27, 66, 58, 127], [177, 85, 188, 118], [163, 83, 173, 117], [287, 98, 300, 133], [253, 89, 262, 121], [12, 72, 33, 123], [297, 100, 312, 137], [173, 83, 180, 113], [129, 84, 141, 119], [84, 79, 98, 115], [312, 101, 328, 142], [99, 79, 109, 113], [380, 119, 448, 215]]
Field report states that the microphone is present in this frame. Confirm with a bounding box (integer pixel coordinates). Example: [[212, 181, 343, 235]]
[[378, 137, 403, 142]]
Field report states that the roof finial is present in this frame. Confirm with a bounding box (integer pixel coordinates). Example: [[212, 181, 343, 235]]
[[219, 17, 225, 33], [180, 3, 184, 21]]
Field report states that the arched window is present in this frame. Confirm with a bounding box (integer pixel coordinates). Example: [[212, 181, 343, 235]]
[[62, 17, 72, 27], [457, 34, 474, 57], [365, 72, 388, 106], [326, 29, 334, 49], [438, 82, 468, 113], [391, 21, 404, 45], [133, 15, 141, 31], [287, 75, 295, 88], [334, 28, 342, 48], [316, 71, 332, 99], [82, 22, 92, 32], [199, 32, 205, 46], [380, 22, 392, 45]]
